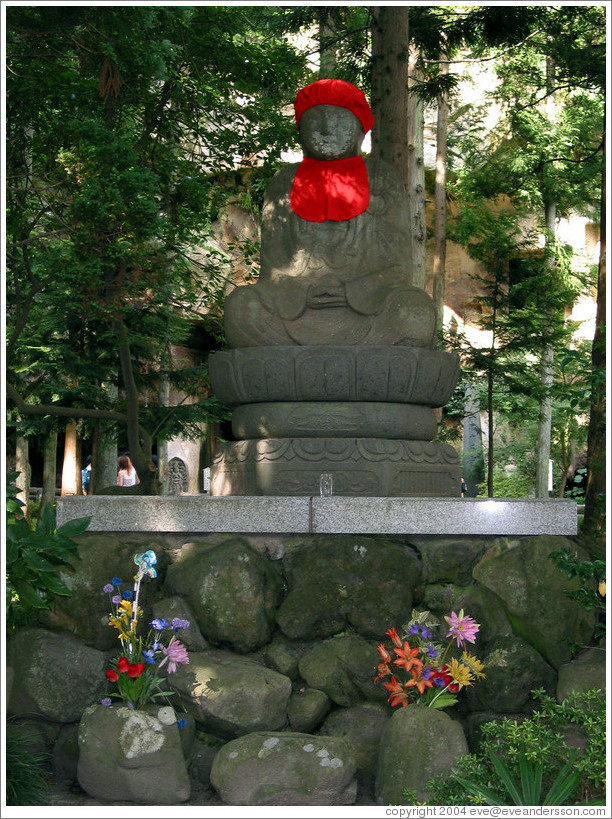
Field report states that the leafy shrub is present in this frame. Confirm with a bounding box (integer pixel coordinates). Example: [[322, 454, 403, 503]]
[[6, 471, 91, 632], [421, 689, 606, 806]]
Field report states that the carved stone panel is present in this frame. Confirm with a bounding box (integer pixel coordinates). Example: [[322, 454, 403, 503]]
[[210, 438, 461, 498], [208, 345, 460, 407]]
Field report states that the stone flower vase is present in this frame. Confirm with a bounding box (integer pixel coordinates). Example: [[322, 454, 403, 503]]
[[375, 704, 469, 804], [77, 703, 191, 804]]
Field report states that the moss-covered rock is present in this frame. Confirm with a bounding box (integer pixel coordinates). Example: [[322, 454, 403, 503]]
[[473, 536, 596, 668], [210, 731, 357, 805], [277, 536, 421, 640], [164, 538, 284, 653]]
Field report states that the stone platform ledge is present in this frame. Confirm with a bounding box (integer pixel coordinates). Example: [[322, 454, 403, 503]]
[[56, 496, 577, 536]]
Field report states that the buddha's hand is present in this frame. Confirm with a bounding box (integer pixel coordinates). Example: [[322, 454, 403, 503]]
[[306, 276, 348, 309]]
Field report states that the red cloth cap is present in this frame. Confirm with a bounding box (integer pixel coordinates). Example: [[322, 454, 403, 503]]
[[294, 78, 374, 134]]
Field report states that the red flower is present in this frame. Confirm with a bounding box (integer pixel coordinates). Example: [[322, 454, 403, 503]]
[[117, 656, 129, 673], [374, 662, 391, 683], [386, 627, 402, 648], [432, 665, 459, 693], [127, 662, 145, 678], [106, 669, 118, 682], [384, 675, 411, 708], [393, 641, 424, 674], [377, 643, 392, 663]]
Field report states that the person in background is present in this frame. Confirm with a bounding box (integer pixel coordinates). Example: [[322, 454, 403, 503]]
[[81, 455, 92, 494], [117, 454, 140, 487]]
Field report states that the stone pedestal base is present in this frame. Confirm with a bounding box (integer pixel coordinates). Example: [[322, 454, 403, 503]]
[[210, 438, 461, 497]]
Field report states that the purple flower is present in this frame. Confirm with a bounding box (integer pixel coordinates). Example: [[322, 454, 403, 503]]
[[143, 649, 156, 664], [151, 618, 170, 631], [158, 638, 189, 674], [172, 618, 190, 631], [421, 627, 433, 639], [427, 645, 438, 658], [111, 577, 122, 586], [433, 676, 447, 688], [422, 667, 433, 680], [111, 595, 122, 605], [103, 583, 114, 594], [408, 624, 419, 635], [122, 590, 133, 600], [100, 697, 112, 707]]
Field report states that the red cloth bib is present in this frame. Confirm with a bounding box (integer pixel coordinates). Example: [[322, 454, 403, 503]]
[[290, 156, 370, 222]]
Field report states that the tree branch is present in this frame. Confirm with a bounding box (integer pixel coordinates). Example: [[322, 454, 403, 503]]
[[6, 382, 127, 422]]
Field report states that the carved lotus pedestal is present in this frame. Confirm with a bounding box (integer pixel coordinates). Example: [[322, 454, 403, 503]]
[[208, 345, 461, 497]]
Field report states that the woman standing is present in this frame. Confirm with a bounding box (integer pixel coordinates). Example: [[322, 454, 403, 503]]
[[117, 454, 140, 487]]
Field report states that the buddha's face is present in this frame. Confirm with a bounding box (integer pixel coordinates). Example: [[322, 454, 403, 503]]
[[299, 105, 365, 160]]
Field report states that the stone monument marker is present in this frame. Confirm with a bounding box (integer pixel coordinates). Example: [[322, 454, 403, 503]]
[[208, 79, 461, 496]]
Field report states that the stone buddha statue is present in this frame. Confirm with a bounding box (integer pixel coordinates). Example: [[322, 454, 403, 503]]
[[224, 78, 436, 348], [209, 80, 461, 498]]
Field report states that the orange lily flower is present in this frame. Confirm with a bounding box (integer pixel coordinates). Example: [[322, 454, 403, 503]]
[[383, 675, 411, 707], [386, 627, 402, 648], [393, 641, 424, 674], [377, 643, 392, 663], [374, 661, 391, 683], [406, 666, 434, 695]]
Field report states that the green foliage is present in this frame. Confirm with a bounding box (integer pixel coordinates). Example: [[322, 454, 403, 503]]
[[549, 546, 605, 643], [5, 5, 308, 466], [6, 472, 90, 632], [423, 689, 606, 806], [453, 746, 581, 806], [4, 719, 51, 806]]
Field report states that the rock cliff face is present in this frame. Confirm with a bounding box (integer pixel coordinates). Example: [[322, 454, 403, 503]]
[[6, 532, 604, 805]]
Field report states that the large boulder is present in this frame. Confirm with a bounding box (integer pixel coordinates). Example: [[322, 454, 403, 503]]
[[375, 705, 468, 803], [473, 537, 596, 668], [167, 650, 292, 738], [210, 731, 357, 805], [77, 703, 190, 804], [298, 634, 386, 707], [277, 536, 422, 640], [7, 628, 107, 723], [164, 538, 284, 653], [465, 635, 557, 713]]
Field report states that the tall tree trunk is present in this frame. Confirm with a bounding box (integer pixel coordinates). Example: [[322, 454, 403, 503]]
[[432, 48, 449, 334], [61, 421, 79, 496], [535, 56, 557, 498], [407, 44, 426, 288], [318, 9, 337, 77], [42, 429, 58, 510], [583, 124, 606, 538], [369, 6, 409, 188]]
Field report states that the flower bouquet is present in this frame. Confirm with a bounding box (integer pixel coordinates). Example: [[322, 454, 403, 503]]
[[374, 608, 485, 710], [101, 550, 189, 710]]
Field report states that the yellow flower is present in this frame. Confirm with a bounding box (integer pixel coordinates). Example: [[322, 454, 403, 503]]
[[598, 581, 606, 597], [462, 650, 486, 680], [448, 657, 474, 687]]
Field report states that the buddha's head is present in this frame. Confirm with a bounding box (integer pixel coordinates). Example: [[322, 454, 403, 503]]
[[294, 79, 374, 161]]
